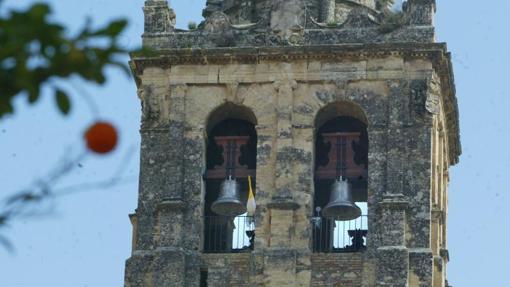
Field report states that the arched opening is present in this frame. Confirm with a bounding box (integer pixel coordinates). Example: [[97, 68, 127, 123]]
[[203, 104, 257, 253], [312, 103, 369, 253]]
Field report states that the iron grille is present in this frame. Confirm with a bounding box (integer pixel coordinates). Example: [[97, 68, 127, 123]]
[[311, 215, 368, 253], [204, 215, 255, 253]]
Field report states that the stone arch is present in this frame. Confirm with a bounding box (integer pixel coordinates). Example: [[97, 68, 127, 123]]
[[205, 102, 258, 135], [314, 100, 369, 129], [202, 102, 258, 253], [306, 82, 389, 128], [311, 101, 370, 253]]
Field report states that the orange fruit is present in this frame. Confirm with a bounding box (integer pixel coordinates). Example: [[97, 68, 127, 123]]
[[84, 121, 118, 154]]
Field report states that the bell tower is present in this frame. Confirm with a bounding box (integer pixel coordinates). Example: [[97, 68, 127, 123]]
[[126, 0, 460, 286]]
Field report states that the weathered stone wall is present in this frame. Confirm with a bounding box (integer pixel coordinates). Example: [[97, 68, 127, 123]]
[[202, 254, 252, 287], [311, 253, 364, 286], [125, 1, 459, 286], [144, 0, 437, 48], [125, 46, 458, 286]]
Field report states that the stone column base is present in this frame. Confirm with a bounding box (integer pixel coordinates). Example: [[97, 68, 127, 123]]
[[124, 249, 200, 287], [376, 246, 409, 287]]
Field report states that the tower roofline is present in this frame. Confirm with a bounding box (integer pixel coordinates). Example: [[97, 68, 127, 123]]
[[143, 0, 437, 48]]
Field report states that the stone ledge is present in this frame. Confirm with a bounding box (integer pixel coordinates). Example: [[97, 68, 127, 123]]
[[267, 200, 300, 210], [157, 197, 185, 212], [379, 194, 409, 210], [376, 245, 408, 251], [141, 26, 435, 50]]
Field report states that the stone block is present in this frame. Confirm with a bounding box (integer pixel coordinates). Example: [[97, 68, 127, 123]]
[[170, 65, 220, 84], [269, 209, 294, 248], [408, 249, 433, 287], [376, 246, 409, 287]]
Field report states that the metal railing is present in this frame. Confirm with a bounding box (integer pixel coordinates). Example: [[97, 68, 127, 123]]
[[203, 215, 255, 253], [311, 215, 368, 253]]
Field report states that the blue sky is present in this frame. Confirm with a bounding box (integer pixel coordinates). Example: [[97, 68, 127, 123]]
[[0, 1, 509, 286]]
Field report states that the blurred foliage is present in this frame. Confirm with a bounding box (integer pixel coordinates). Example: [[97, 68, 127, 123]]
[[0, 1, 135, 251], [0, 2, 131, 118]]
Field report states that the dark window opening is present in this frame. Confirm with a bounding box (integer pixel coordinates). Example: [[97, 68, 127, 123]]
[[313, 116, 369, 253], [200, 270, 208, 287], [204, 118, 256, 253]]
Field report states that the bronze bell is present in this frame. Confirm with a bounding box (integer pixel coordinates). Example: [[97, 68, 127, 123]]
[[322, 177, 361, 220], [211, 177, 247, 217]]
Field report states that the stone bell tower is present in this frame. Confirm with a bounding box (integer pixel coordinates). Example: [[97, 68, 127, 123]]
[[125, 0, 460, 286]]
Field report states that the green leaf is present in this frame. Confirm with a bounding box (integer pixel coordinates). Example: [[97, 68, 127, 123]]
[[0, 97, 14, 118], [27, 85, 41, 103], [0, 3, 131, 119], [92, 19, 128, 37], [28, 3, 51, 20], [55, 89, 71, 115]]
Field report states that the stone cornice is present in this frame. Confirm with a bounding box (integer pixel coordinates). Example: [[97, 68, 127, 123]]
[[130, 43, 448, 71], [130, 42, 460, 165]]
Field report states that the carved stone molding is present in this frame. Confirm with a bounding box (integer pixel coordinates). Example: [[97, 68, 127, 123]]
[[340, 7, 378, 29], [410, 79, 428, 117], [379, 194, 409, 210], [267, 195, 300, 210], [273, 79, 298, 93], [170, 83, 188, 96], [225, 82, 240, 103], [203, 12, 236, 47], [431, 208, 445, 224], [157, 197, 185, 212], [130, 43, 460, 166], [440, 248, 450, 262], [270, 0, 306, 39], [426, 93, 440, 115], [139, 85, 161, 123]]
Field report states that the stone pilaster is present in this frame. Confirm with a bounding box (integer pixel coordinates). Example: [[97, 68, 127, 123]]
[[135, 129, 169, 251], [375, 79, 411, 286], [173, 86, 204, 285], [405, 0, 436, 26], [253, 125, 274, 251], [273, 79, 297, 201], [143, 0, 176, 34], [260, 249, 310, 287], [151, 250, 187, 286], [182, 128, 206, 252], [256, 79, 312, 286], [125, 252, 154, 287], [167, 84, 187, 200], [432, 209, 445, 287], [376, 195, 409, 287], [409, 249, 433, 287], [155, 199, 185, 248]]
